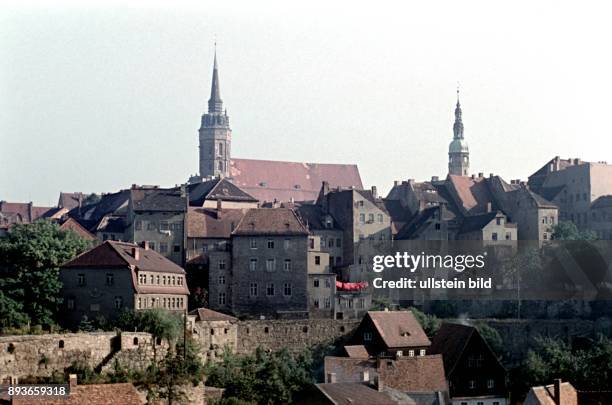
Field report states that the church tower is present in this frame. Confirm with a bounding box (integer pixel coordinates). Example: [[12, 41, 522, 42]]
[[448, 88, 469, 176], [199, 48, 231, 179]]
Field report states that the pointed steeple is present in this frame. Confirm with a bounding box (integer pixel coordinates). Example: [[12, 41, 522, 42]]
[[453, 86, 464, 139], [208, 45, 223, 113]]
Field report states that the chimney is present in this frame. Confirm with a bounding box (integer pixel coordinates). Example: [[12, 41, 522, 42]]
[[489, 173, 494, 178], [141, 241, 150, 250], [132, 247, 140, 261], [431, 176, 439, 182], [478, 172, 484, 178], [69, 374, 77, 389], [217, 199, 222, 211], [393, 180, 400, 187], [326, 372, 336, 383], [553, 378, 562, 405], [28, 202, 33, 222], [471, 174, 476, 180], [371, 186, 377, 199], [486, 202, 492, 213]]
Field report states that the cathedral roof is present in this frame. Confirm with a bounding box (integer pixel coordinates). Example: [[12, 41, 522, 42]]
[[230, 158, 363, 203]]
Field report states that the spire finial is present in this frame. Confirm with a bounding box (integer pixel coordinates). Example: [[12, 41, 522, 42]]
[[456, 82, 460, 106], [208, 39, 223, 113]]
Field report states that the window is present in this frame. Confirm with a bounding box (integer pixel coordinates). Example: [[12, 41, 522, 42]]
[[162, 275, 167, 285], [156, 275, 160, 284], [363, 332, 372, 341], [160, 221, 169, 231], [77, 274, 86, 286], [313, 279, 320, 288], [325, 278, 331, 288], [506, 232, 512, 240], [321, 238, 326, 248], [283, 283, 292, 296], [368, 213, 374, 223], [469, 380, 475, 389], [149, 241, 155, 251], [218, 293, 226, 305], [160, 242, 168, 253], [496, 217, 502, 225], [171, 222, 182, 231], [492, 232, 498, 240], [378, 214, 384, 223], [336, 238, 341, 247], [313, 298, 320, 308], [218, 142, 224, 156], [324, 297, 331, 308], [309, 238, 315, 249], [357, 298, 365, 309], [284, 259, 291, 271], [266, 258, 276, 272], [249, 283, 258, 297], [266, 283, 275, 296], [218, 275, 225, 285], [267, 239, 275, 249], [106, 273, 114, 286], [67, 298, 75, 310], [487, 379, 494, 389], [218, 259, 226, 270], [249, 258, 258, 271], [283, 239, 290, 250], [135, 220, 142, 231], [139, 273, 145, 284], [408, 350, 415, 356], [147, 222, 155, 231], [173, 244, 181, 253], [477, 402, 484, 405], [250, 239, 257, 249], [359, 213, 365, 224], [328, 238, 334, 247], [419, 349, 426, 356], [315, 256, 321, 265], [90, 304, 100, 311], [114, 297, 123, 309]]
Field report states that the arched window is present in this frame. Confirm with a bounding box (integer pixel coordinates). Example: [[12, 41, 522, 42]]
[[59, 340, 65, 349], [133, 337, 139, 346], [218, 161, 223, 172], [218, 142, 224, 157]]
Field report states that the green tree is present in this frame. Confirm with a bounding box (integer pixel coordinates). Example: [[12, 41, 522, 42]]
[[205, 347, 314, 405], [407, 306, 441, 337], [0, 220, 91, 329], [552, 221, 597, 241]]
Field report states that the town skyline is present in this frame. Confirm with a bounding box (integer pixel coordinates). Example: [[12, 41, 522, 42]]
[[3, 2, 612, 205]]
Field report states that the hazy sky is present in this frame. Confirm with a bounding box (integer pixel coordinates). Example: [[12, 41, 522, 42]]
[[2, 1, 612, 205]]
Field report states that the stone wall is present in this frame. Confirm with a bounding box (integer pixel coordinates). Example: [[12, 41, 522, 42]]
[[236, 319, 359, 354], [0, 332, 167, 381]]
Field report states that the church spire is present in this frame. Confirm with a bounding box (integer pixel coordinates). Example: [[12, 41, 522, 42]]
[[453, 86, 464, 140], [208, 44, 223, 113]]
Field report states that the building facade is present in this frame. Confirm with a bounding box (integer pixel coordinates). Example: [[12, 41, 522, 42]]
[[60, 241, 189, 328]]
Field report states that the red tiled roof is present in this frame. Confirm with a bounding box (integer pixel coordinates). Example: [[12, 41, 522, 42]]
[[0, 201, 55, 223], [377, 355, 448, 393], [230, 158, 362, 203], [324, 356, 377, 383], [189, 307, 237, 322], [187, 207, 246, 239], [526, 381, 578, 405], [343, 345, 370, 358], [60, 217, 97, 241], [232, 208, 308, 236], [315, 383, 397, 405], [63, 241, 186, 275], [367, 311, 431, 348], [11, 382, 143, 404], [447, 175, 495, 214]]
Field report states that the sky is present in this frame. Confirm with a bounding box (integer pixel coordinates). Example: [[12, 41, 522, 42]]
[[2, 1, 612, 205]]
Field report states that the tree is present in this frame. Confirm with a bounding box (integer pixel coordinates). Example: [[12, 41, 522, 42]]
[[552, 221, 597, 241], [0, 220, 91, 329], [407, 306, 441, 337], [205, 347, 314, 405]]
